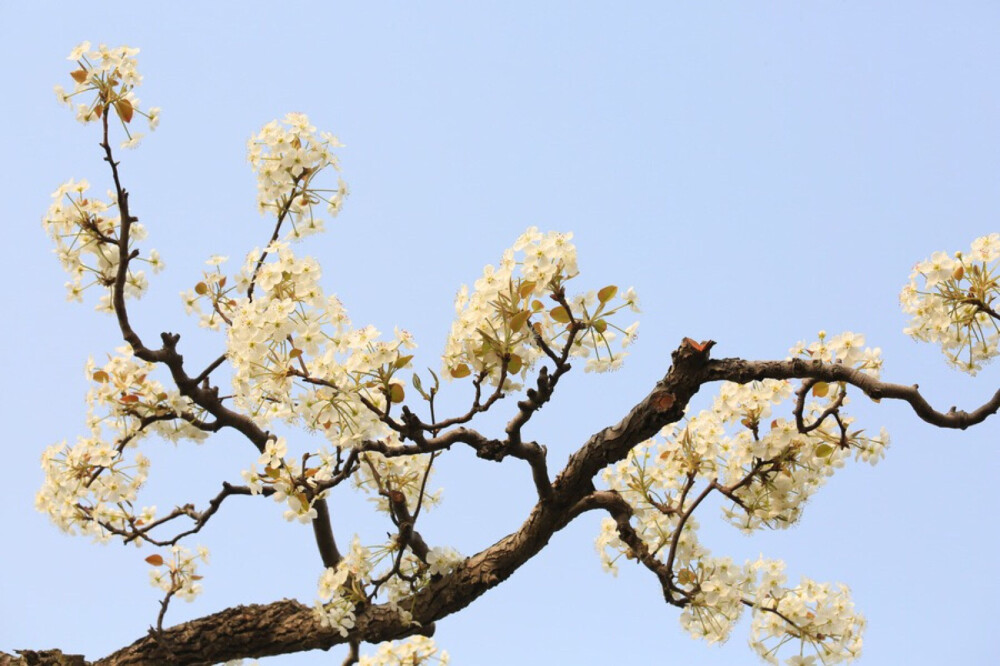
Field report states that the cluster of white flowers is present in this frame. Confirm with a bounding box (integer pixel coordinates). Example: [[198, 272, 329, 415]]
[[900, 233, 1000, 374], [55, 41, 159, 147], [359, 636, 449, 666], [36, 347, 207, 540], [213, 242, 416, 453], [42, 179, 162, 310], [248, 113, 348, 239], [750, 559, 865, 665], [678, 556, 755, 645], [314, 537, 373, 636], [444, 227, 639, 385], [353, 451, 443, 515], [146, 545, 210, 602], [314, 533, 465, 637], [597, 333, 882, 662]]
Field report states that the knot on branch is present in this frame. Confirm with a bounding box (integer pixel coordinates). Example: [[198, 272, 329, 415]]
[[475, 439, 506, 462], [672, 338, 715, 369], [0, 650, 88, 666]]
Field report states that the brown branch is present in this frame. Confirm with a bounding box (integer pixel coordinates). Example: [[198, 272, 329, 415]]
[[703, 355, 1000, 430]]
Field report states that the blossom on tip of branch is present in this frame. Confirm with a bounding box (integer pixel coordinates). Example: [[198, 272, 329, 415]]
[[901, 233, 1000, 374], [248, 113, 348, 239], [56, 41, 158, 146]]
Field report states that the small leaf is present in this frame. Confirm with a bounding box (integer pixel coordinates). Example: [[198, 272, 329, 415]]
[[952, 264, 965, 281], [70, 69, 88, 83], [598, 285, 618, 303], [812, 382, 829, 398], [506, 353, 523, 374], [509, 310, 530, 332], [190, 574, 204, 581], [288, 348, 303, 359], [682, 337, 708, 352], [389, 383, 405, 403], [814, 443, 835, 458], [394, 354, 414, 369], [120, 394, 140, 404], [592, 319, 607, 334], [550, 306, 571, 323], [218, 276, 227, 288], [450, 363, 471, 379], [145, 554, 164, 566], [194, 281, 209, 295], [115, 98, 134, 123], [411, 373, 423, 392], [92, 370, 110, 383], [519, 281, 536, 299], [531, 299, 544, 312], [265, 466, 281, 479]]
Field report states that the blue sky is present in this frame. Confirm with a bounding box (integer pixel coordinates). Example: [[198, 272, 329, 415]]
[[2, 2, 999, 664]]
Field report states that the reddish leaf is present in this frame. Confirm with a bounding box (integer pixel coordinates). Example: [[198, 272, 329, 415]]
[[114, 98, 134, 123], [145, 554, 164, 566]]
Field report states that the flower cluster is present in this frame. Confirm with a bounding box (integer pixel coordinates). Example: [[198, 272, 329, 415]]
[[36, 348, 207, 540], [146, 545, 210, 602], [597, 333, 883, 662], [315, 537, 372, 636], [313, 534, 465, 637], [359, 637, 449, 666], [443, 227, 639, 386], [55, 41, 159, 148], [42, 179, 162, 310], [179, 255, 234, 330], [900, 233, 1000, 374], [353, 451, 443, 515], [219, 242, 416, 453], [750, 560, 865, 665], [248, 113, 348, 239]]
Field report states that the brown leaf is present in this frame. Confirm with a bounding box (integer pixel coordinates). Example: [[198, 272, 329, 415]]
[[115, 98, 134, 123]]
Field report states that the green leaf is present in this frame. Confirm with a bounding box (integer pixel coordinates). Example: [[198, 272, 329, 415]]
[[550, 306, 571, 323], [507, 353, 523, 374], [815, 443, 835, 458], [598, 285, 618, 303], [509, 310, 530, 332]]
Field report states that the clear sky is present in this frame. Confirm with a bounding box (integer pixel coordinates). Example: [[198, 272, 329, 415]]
[[2, 2, 999, 664]]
